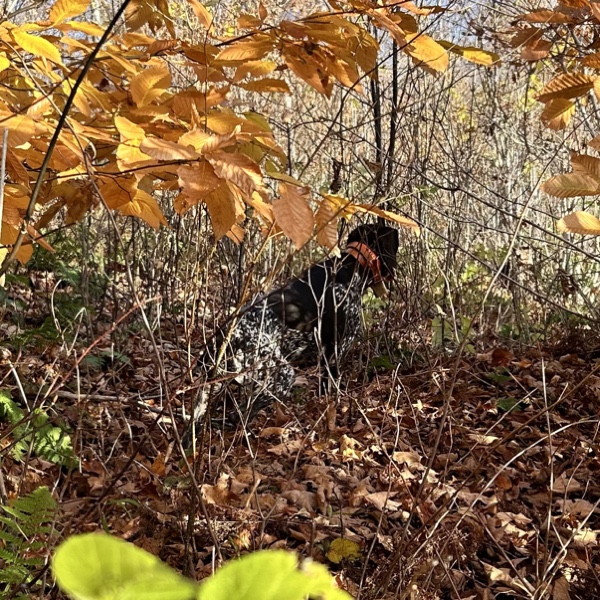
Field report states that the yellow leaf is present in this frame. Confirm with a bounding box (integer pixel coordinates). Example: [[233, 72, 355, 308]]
[[114, 116, 146, 143], [557, 211, 600, 234], [541, 98, 575, 130], [326, 538, 360, 564], [238, 78, 290, 93], [315, 199, 339, 250], [140, 137, 199, 161], [404, 33, 448, 72], [49, 0, 90, 23], [245, 190, 274, 224], [117, 189, 167, 229], [12, 29, 63, 65], [208, 150, 263, 198], [1, 224, 32, 264], [204, 182, 238, 239], [62, 21, 105, 35], [265, 167, 304, 187], [185, 0, 212, 28], [130, 65, 171, 107], [0, 55, 10, 71], [438, 41, 499, 67], [537, 73, 596, 103], [542, 173, 600, 197], [273, 182, 314, 249]]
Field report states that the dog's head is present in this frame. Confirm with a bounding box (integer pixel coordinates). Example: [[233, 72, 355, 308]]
[[346, 224, 399, 297]]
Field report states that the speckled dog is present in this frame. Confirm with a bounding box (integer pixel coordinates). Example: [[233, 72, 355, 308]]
[[184, 224, 399, 441]]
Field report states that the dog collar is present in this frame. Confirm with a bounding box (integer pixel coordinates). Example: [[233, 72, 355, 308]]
[[346, 241, 386, 285]]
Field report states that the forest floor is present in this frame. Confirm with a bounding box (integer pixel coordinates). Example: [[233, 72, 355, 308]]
[[2, 301, 600, 600]]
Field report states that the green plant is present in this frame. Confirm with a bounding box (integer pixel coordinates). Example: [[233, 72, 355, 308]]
[[0, 390, 75, 467], [0, 486, 58, 599], [52, 533, 351, 600]]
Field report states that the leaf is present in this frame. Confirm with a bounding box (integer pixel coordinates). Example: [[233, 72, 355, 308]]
[[570, 153, 600, 178], [114, 116, 146, 143], [49, 0, 90, 23], [438, 41, 499, 66], [537, 73, 596, 103], [52, 533, 198, 600], [541, 98, 575, 130], [185, 0, 212, 29], [233, 60, 277, 83], [140, 138, 199, 161], [541, 173, 600, 197], [520, 37, 552, 61], [326, 539, 360, 564], [198, 550, 351, 600], [177, 162, 222, 209], [404, 34, 448, 72], [315, 198, 339, 250], [203, 182, 239, 239], [216, 39, 274, 63], [130, 65, 171, 107], [273, 183, 314, 249], [208, 150, 263, 198], [12, 29, 63, 65], [0, 114, 37, 147], [557, 211, 600, 234], [238, 78, 290, 93], [117, 189, 168, 229], [353, 204, 420, 233], [517, 9, 573, 23]]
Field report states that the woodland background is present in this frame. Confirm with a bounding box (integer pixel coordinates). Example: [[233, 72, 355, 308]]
[[2, 0, 600, 598]]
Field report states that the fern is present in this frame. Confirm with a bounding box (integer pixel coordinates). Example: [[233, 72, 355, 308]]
[[0, 487, 58, 597], [0, 391, 75, 468]]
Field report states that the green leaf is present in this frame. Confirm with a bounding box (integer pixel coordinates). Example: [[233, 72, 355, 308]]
[[52, 534, 198, 600], [198, 550, 351, 600], [496, 397, 523, 413]]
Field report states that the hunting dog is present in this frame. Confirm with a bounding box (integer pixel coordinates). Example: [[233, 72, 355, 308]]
[[184, 223, 399, 442]]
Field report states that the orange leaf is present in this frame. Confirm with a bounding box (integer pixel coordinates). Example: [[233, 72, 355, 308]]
[[438, 41, 499, 66], [216, 39, 274, 63], [185, 0, 212, 29], [117, 189, 168, 229], [315, 199, 339, 250], [233, 60, 277, 83], [203, 182, 238, 239], [177, 162, 221, 206], [238, 78, 290, 93], [541, 99, 575, 130], [208, 150, 263, 198], [130, 65, 171, 107], [273, 183, 314, 248], [537, 73, 596, 102], [542, 173, 600, 197], [0, 114, 37, 147], [521, 38, 552, 61], [140, 137, 199, 161], [557, 211, 600, 234]]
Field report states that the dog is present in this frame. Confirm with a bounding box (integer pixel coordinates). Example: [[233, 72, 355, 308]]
[[183, 223, 399, 442]]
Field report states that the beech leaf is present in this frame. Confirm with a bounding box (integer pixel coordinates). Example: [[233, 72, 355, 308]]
[[557, 211, 600, 235], [273, 183, 314, 249]]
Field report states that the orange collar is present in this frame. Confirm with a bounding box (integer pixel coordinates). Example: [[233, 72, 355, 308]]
[[346, 241, 385, 285]]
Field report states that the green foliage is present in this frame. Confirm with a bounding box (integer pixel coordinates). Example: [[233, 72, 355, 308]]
[[0, 487, 58, 598], [52, 534, 351, 600], [0, 390, 75, 468]]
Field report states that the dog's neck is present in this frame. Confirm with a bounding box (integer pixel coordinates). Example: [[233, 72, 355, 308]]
[[345, 241, 383, 285]]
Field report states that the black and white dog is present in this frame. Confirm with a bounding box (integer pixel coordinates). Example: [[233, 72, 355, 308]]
[[184, 223, 399, 441]]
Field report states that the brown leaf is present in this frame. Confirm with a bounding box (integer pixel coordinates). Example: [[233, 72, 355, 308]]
[[315, 199, 339, 250]]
